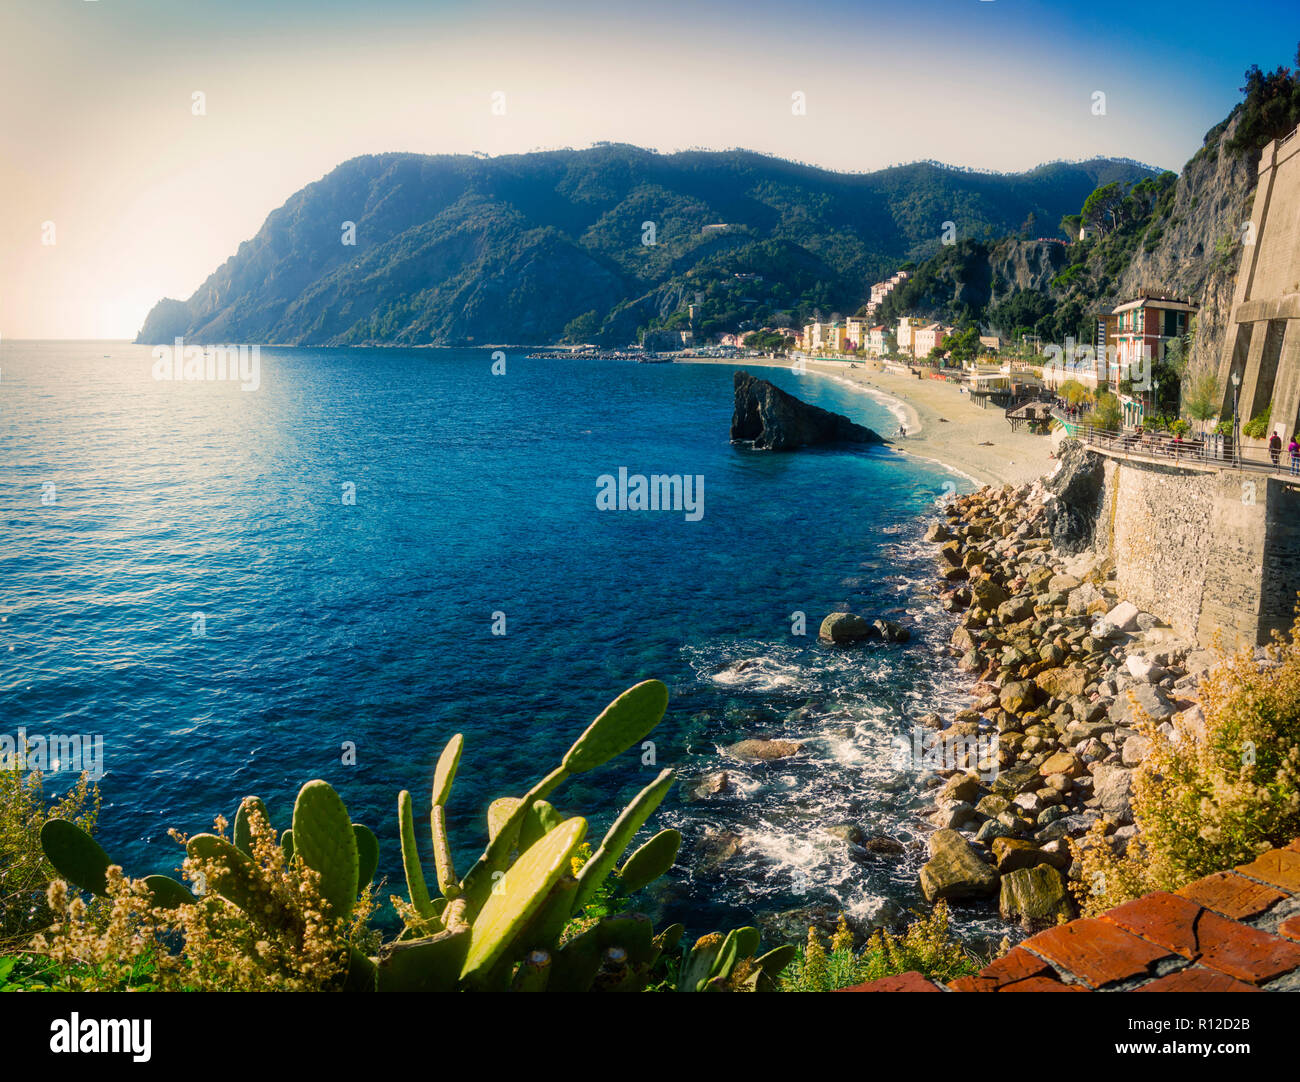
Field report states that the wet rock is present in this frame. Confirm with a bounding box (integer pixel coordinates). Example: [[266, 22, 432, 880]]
[[999, 865, 1072, 929], [924, 522, 953, 543], [873, 618, 911, 643], [727, 738, 802, 761], [696, 830, 744, 873], [686, 771, 732, 801], [818, 612, 879, 644], [919, 829, 1000, 902], [861, 834, 907, 857]]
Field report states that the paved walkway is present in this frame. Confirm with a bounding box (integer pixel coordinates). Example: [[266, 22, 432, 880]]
[[840, 838, 1300, 992]]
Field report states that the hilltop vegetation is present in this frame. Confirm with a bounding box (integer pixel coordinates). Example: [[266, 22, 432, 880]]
[[136, 147, 1156, 348], [876, 47, 1300, 364]]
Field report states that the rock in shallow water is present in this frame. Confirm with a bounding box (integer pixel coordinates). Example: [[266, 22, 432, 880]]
[[726, 738, 802, 761]]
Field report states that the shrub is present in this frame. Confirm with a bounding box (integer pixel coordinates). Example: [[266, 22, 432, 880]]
[[0, 765, 98, 952], [1083, 390, 1123, 431], [779, 904, 982, 991], [1072, 617, 1300, 916], [1242, 405, 1272, 439]]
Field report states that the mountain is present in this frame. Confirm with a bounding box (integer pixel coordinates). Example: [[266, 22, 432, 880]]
[[873, 53, 1300, 371], [135, 146, 1159, 347]]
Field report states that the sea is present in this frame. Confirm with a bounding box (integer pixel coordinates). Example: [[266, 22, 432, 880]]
[[0, 341, 1009, 944]]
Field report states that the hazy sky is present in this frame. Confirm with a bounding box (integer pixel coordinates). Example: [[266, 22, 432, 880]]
[[1, 0, 1296, 339]]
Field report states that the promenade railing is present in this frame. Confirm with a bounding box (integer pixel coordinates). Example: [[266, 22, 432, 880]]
[[1050, 409, 1298, 477]]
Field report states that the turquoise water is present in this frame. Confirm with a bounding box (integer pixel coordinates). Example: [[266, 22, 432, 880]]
[[1, 342, 993, 937]]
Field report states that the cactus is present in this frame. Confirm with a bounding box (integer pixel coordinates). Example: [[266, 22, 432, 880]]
[[40, 819, 112, 896], [353, 823, 379, 894], [459, 817, 587, 986], [573, 768, 673, 910], [430, 733, 463, 807], [232, 796, 270, 857], [562, 679, 668, 774], [616, 828, 682, 896], [291, 780, 359, 922], [36, 678, 792, 993], [397, 789, 435, 921]]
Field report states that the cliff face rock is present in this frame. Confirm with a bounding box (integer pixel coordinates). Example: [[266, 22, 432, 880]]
[[1116, 109, 1254, 369], [730, 370, 883, 450], [1043, 439, 1105, 554]]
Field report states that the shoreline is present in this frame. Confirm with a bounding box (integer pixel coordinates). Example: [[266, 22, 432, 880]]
[[679, 355, 1055, 489]]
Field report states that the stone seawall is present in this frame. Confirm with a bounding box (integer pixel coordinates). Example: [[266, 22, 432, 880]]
[[1086, 455, 1300, 648]]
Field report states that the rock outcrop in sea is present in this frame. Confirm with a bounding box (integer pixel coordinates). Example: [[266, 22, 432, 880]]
[[730, 370, 883, 451]]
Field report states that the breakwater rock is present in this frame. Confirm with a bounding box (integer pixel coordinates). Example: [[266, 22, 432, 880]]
[[730, 370, 883, 451], [916, 479, 1211, 929]]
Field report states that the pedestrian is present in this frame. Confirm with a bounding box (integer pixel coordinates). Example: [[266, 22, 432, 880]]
[[1270, 431, 1283, 468], [1290, 435, 1299, 476]]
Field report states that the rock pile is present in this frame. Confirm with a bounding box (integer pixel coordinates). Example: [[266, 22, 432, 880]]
[[916, 480, 1209, 929]]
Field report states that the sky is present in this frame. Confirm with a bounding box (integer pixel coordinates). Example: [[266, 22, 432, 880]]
[[1, 0, 1296, 340]]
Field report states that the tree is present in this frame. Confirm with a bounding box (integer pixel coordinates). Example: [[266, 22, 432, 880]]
[[1059, 379, 1093, 407], [1081, 182, 1127, 237], [1085, 391, 1123, 431], [562, 310, 601, 343]]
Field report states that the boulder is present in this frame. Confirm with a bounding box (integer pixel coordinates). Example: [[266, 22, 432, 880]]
[[1125, 654, 1165, 683], [999, 680, 1038, 714], [818, 612, 879, 643], [999, 865, 1072, 929], [972, 579, 1009, 609], [1034, 666, 1088, 699], [1105, 601, 1141, 632], [924, 522, 952, 543], [940, 773, 981, 804], [1091, 763, 1134, 820], [727, 738, 802, 761], [991, 837, 1051, 873], [919, 829, 999, 902], [1110, 684, 1177, 725]]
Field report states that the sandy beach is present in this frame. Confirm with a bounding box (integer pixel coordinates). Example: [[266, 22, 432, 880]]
[[681, 356, 1056, 488]]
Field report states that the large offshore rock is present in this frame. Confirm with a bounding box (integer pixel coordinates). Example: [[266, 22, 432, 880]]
[[730, 370, 883, 450]]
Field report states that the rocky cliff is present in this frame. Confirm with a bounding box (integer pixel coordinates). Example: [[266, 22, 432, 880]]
[[730, 370, 883, 450], [1114, 109, 1255, 369]]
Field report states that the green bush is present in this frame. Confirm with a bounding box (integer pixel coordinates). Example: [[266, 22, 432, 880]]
[[1242, 404, 1272, 439], [779, 904, 983, 991], [1072, 616, 1300, 916], [0, 765, 98, 952]]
